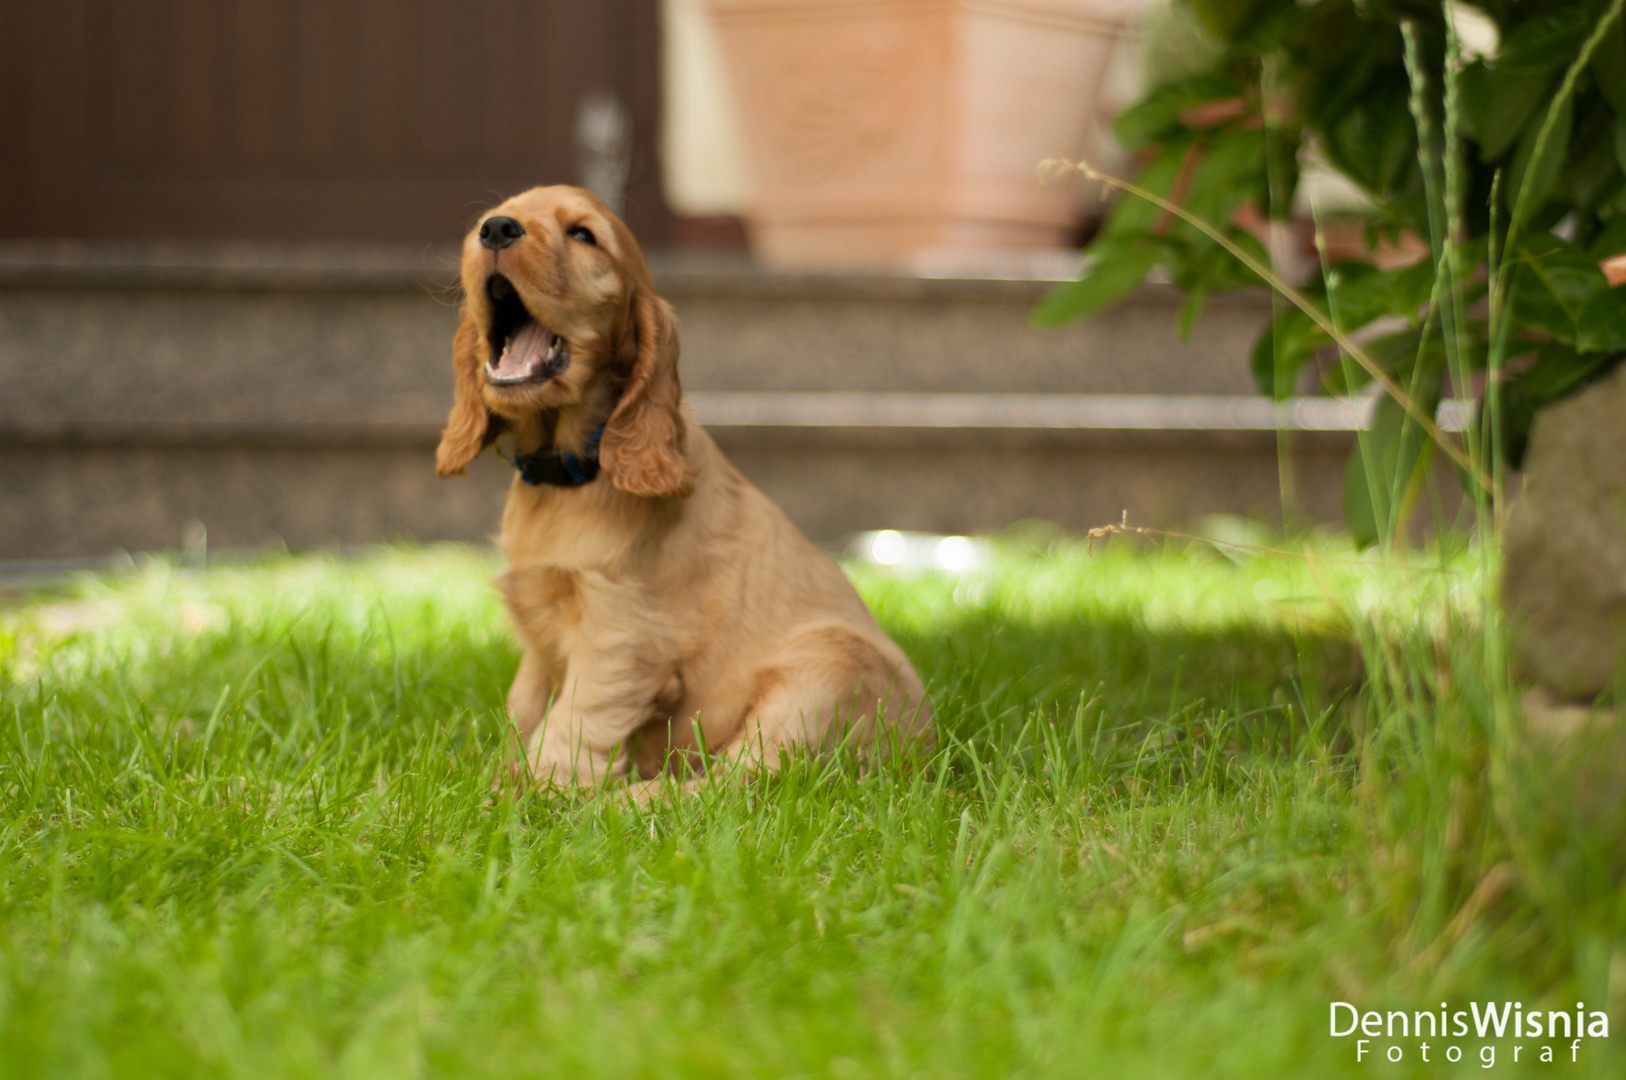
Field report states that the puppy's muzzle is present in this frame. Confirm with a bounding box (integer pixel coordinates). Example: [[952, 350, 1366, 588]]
[[484, 272, 569, 386]]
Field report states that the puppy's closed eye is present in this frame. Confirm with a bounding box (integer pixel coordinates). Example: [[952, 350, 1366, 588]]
[[566, 225, 597, 246]]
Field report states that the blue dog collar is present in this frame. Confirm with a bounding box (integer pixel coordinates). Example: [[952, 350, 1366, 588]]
[[505, 427, 604, 487]]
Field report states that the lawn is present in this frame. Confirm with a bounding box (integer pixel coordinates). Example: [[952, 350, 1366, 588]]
[[1, 533, 1621, 1078]]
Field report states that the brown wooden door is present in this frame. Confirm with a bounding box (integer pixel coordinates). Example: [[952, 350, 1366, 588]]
[[0, 0, 667, 244]]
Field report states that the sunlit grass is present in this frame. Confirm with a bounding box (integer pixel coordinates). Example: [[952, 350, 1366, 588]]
[[0, 536, 1619, 1078]]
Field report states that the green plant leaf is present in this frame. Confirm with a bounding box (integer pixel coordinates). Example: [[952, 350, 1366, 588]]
[[1388, 255, 1439, 315], [1320, 73, 1416, 199], [1594, 15, 1626, 112], [1565, 99, 1622, 212], [1510, 232, 1609, 343], [1177, 288, 1207, 342], [1098, 145, 1189, 241], [1491, 342, 1623, 468], [1588, 215, 1626, 259], [1177, 130, 1269, 245], [1031, 243, 1163, 327], [1303, 21, 1384, 131], [1250, 308, 1320, 399], [1344, 368, 1445, 549], [1320, 326, 1421, 396], [1512, 342, 1595, 400], [1326, 258, 1435, 330], [1505, 91, 1574, 218], [1113, 73, 1242, 150], [1461, 62, 1555, 162], [1577, 285, 1626, 352], [1495, 10, 1589, 75], [1189, 0, 1277, 43], [1319, 261, 1383, 327], [1189, 227, 1271, 291]]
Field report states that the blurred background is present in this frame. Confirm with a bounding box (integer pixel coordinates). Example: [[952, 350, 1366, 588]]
[[0, 0, 1364, 565]]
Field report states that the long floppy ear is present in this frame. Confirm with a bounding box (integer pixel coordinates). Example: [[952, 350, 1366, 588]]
[[435, 310, 498, 477], [601, 290, 695, 499]]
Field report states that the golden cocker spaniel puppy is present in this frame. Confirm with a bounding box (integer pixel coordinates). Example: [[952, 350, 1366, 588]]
[[437, 186, 933, 792]]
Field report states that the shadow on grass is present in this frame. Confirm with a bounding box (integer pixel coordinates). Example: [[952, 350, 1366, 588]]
[[894, 608, 1362, 794]]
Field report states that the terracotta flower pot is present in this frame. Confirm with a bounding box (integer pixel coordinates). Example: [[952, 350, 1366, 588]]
[[705, 0, 1128, 269]]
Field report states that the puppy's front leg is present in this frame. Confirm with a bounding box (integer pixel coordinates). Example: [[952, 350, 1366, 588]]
[[507, 648, 561, 749], [526, 646, 672, 788]]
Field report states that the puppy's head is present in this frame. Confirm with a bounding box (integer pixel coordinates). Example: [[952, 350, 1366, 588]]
[[436, 185, 693, 499]]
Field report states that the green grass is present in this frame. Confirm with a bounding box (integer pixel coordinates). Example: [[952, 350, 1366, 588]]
[[1, 534, 1622, 1078]]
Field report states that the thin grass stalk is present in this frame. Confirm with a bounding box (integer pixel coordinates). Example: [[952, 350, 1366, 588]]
[[1435, 8, 1489, 540], [1388, 22, 1450, 560], [1260, 52, 1298, 524], [1485, 171, 1508, 515]]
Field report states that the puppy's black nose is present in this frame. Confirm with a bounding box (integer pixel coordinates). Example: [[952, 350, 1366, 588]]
[[479, 216, 525, 250]]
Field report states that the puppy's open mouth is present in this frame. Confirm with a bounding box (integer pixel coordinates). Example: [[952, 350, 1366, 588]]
[[484, 273, 569, 386]]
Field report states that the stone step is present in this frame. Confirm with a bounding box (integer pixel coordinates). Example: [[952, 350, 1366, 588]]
[[0, 244, 1379, 560]]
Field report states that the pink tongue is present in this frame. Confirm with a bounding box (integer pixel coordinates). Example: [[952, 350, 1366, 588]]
[[492, 321, 553, 379]]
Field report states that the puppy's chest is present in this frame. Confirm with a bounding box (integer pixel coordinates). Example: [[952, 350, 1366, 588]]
[[500, 562, 581, 629], [496, 560, 647, 656]]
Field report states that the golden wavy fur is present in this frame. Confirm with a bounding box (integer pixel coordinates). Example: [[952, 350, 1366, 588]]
[[438, 186, 933, 794]]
